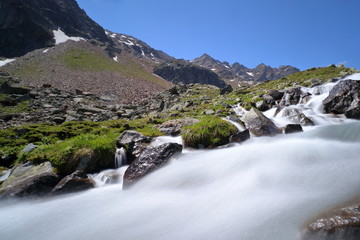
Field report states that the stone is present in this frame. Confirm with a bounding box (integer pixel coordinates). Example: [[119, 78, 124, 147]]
[[220, 84, 233, 95], [204, 109, 215, 115], [241, 108, 280, 136], [323, 80, 360, 119], [52, 116, 65, 124], [123, 143, 182, 187], [117, 130, 152, 162], [51, 171, 95, 195], [299, 113, 315, 126], [302, 203, 360, 240], [268, 89, 284, 101], [0, 162, 59, 198], [22, 143, 38, 153], [157, 117, 200, 136], [284, 124, 303, 134], [229, 129, 250, 143]]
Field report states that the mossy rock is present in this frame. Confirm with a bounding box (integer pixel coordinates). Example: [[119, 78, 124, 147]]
[[181, 117, 237, 149]]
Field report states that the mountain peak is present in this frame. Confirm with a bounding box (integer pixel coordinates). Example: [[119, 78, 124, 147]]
[[0, 0, 108, 58]]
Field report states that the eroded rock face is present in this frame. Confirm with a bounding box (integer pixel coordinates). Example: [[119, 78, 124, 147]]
[[240, 108, 280, 136], [123, 143, 182, 187], [0, 161, 59, 198], [302, 204, 360, 240], [0, 0, 108, 58], [323, 80, 360, 119], [51, 170, 95, 195], [153, 61, 227, 88]]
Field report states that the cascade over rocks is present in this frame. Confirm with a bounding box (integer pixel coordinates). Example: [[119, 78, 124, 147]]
[[302, 203, 360, 240], [51, 170, 95, 195], [0, 162, 59, 198], [117, 130, 152, 163], [123, 142, 182, 187], [241, 108, 280, 136], [323, 80, 360, 119]]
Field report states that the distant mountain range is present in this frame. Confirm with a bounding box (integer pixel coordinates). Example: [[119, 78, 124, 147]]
[[191, 54, 300, 85], [0, 0, 300, 100]]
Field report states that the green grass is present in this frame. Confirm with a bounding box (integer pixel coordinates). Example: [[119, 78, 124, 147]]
[[0, 118, 165, 172], [182, 116, 237, 148], [229, 66, 357, 106], [62, 49, 169, 87], [0, 101, 31, 113]]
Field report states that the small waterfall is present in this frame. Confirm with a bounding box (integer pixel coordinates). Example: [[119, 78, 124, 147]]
[[90, 147, 128, 187], [115, 147, 127, 168]]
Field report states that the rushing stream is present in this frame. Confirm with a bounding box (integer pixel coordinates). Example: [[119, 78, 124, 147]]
[[1, 74, 360, 240]]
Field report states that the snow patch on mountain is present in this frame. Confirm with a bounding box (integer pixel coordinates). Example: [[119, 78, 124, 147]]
[[53, 29, 84, 45], [0, 59, 15, 67]]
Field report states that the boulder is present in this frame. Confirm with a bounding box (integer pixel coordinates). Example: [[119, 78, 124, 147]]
[[268, 89, 284, 101], [299, 113, 315, 126], [0, 162, 59, 198], [123, 143, 182, 187], [241, 108, 280, 136], [279, 87, 308, 106], [229, 129, 250, 143], [284, 124, 303, 134], [302, 204, 360, 240], [157, 118, 200, 136], [220, 84, 233, 95], [51, 170, 95, 195], [323, 80, 360, 119], [117, 130, 152, 162], [0, 81, 31, 94]]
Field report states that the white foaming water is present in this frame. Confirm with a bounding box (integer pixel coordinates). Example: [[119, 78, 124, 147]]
[[115, 147, 127, 168], [1, 123, 360, 240], [1, 73, 360, 240]]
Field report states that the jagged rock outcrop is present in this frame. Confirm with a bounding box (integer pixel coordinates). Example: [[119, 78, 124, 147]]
[[154, 60, 227, 88], [123, 142, 182, 187], [0, 0, 108, 58], [302, 203, 360, 240], [323, 80, 360, 119], [241, 108, 280, 136], [0, 161, 59, 198]]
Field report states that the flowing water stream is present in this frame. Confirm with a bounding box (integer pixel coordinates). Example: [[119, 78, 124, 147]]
[[0, 74, 360, 240]]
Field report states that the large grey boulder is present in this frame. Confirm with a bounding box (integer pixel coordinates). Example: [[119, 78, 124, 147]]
[[241, 108, 280, 136], [123, 143, 182, 187], [0, 162, 59, 198], [323, 80, 360, 119], [302, 203, 360, 240]]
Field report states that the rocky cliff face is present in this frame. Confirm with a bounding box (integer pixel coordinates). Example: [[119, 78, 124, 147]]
[[0, 0, 108, 58], [154, 60, 227, 88], [192, 54, 300, 85]]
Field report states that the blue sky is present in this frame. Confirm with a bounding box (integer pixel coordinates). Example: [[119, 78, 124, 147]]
[[77, 0, 360, 70]]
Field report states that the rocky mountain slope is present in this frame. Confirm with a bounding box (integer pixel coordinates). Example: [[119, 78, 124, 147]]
[[154, 60, 227, 88], [191, 54, 300, 85], [0, 0, 109, 58]]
